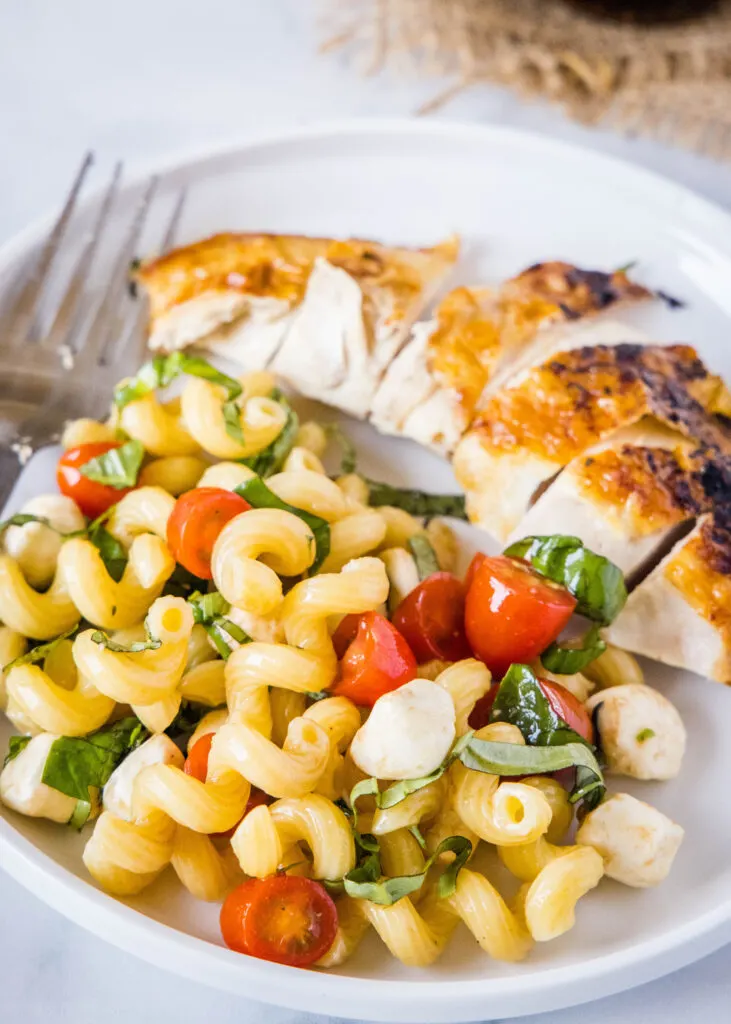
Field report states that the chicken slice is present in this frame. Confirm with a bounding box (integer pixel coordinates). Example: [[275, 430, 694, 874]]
[[604, 500, 731, 685], [370, 263, 652, 455], [138, 231, 458, 415], [508, 421, 719, 579], [454, 342, 731, 541]]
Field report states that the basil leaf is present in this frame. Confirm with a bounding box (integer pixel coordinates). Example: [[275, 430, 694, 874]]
[[305, 690, 330, 703], [372, 733, 474, 811], [90, 630, 162, 654], [235, 476, 330, 574], [366, 480, 467, 521], [242, 390, 299, 478], [69, 799, 92, 830], [343, 836, 472, 906], [489, 663, 589, 748], [349, 777, 380, 833], [3, 735, 31, 767], [41, 717, 148, 803], [541, 624, 607, 674], [324, 424, 357, 475], [503, 535, 627, 625], [221, 399, 245, 445], [408, 824, 427, 850], [3, 628, 77, 672], [205, 617, 252, 659], [636, 727, 655, 743], [0, 513, 51, 535], [458, 736, 604, 811], [188, 590, 229, 624], [87, 515, 127, 583], [407, 534, 440, 580], [80, 440, 145, 490], [114, 352, 242, 411]]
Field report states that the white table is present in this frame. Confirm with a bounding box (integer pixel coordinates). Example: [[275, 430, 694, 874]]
[[1, 2, 729, 1021]]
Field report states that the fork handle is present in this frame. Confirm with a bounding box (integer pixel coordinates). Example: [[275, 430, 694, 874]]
[[0, 448, 22, 514]]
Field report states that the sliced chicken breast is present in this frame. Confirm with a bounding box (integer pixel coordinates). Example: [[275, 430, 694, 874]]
[[508, 421, 716, 578], [605, 497, 731, 685], [453, 343, 731, 541], [138, 232, 459, 418], [370, 263, 652, 455]]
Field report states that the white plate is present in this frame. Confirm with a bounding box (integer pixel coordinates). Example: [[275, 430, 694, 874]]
[[1, 120, 730, 1022]]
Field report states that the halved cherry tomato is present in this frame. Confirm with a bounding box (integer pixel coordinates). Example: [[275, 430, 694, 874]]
[[57, 441, 133, 519], [464, 555, 577, 679], [391, 572, 471, 664], [184, 733, 272, 838], [167, 487, 251, 578], [469, 677, 594, 744], [220, 874, 338, 966], [332, 611, 417, 707], [331, 613, 360, 659]]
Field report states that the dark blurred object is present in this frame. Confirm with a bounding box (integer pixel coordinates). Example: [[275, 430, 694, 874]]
[[568, 0, 719, 22]]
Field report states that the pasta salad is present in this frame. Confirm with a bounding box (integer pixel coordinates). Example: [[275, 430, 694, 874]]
[[0, 354, 685, 969]]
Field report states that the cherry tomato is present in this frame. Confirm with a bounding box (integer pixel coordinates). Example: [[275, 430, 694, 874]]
[[464, 555, 577, 679], [468, 677, 593, 744], [56, 442, 133, 519], [184, 734, 272, 838], [220, 875, 338, 966], [331, 613, 360, 659], [167, 487, 251, 578], [391, 572, 471, 664], [332, 611, 416, 707]]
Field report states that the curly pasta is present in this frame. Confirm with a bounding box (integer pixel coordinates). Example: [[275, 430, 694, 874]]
[[181, 374, 287, 460], [522, 846, 604, 941], [0, 555, 80, 640], [120, 393, 200, 457], [105, 486, 176, 546], [211, 508, 316, 617], [138, 456, 207, 495]]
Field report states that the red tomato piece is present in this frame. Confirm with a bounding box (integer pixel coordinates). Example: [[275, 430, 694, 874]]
[[468, 678, 593, 744], [166, 487, 251, 579], [331, 613, 360, 660], [220, 875, 338, 966], [391, 572, 471, 664], [464, 555, 577, 679], [184, 734, 272, 838], [57, 442, 133, 519], [331, 611, 417, 707]]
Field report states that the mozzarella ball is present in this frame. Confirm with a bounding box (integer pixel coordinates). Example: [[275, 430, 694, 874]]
[[577, 793, 684, 887], [4, 494, 85, 588], [586, 684, 686, 780], [0, 733, 78, 823], [103, 734, 184, 821], [349, 679, 456, 780]]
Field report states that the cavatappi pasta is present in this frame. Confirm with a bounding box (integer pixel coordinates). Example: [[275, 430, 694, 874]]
[[0, 358, 686, 972]]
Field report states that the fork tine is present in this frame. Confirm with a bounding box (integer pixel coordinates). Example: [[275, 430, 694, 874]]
[[113, 186, 188, 370], [40, 161, 124, 354], [78, 175, 159, 377], [4, 151, 94, 349]]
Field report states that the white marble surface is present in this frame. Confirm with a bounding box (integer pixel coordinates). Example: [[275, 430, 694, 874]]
[[0, 1, 729, 1021]]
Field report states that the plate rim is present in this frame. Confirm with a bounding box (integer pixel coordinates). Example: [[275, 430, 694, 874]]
[[1, 117, 730, 1021]]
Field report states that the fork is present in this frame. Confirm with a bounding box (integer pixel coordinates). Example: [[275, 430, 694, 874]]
[[0, 155, 185, 511]]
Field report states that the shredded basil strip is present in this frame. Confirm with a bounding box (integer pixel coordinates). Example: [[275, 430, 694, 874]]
[[366, 480, 468, 521], [86, 509, 128, 583], [69, 800, 92, 830], [235, 476, 330, 574], [305, 690, 331, 703], [41, 717, 148, 804], [0, 513, 53, 535], [80, 439, 145, 489], [408, 534, 440, 580], [222, 399, 246, 445], [205, 617, 252, 659], [114, 352, 243, 411], [503, 535, 627, 625], [242, 390, 299, 478], [3, 628, 78, 672], [541, 624, 607, 674], [3, 734, 32, 767], [188, 590, 229, 624], [342, 835, 472, 905], [408, 825, 427, 850], [90, 629, 161, 654], [324, 424, 357, 475]]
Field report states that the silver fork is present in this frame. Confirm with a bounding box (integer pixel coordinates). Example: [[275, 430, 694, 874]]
[[0, 155, 186, 511]]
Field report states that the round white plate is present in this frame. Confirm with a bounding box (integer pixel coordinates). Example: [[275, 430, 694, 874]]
[[1, 120, 730, 1022]]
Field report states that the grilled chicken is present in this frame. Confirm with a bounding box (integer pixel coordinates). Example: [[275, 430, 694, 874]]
[[138, 232, 459, 418], [508, 421, 719, 579], [370, 263, 652, 454], [605, 494, 731, 685], [453, 342, 731, 541]]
